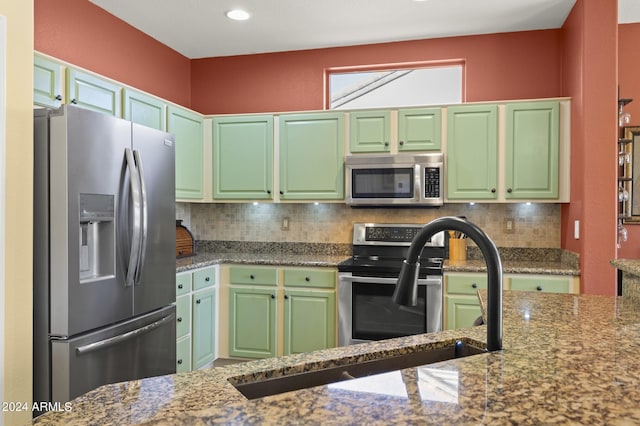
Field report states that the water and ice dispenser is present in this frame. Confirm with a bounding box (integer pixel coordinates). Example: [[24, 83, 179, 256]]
[[79, 194, 115, 281]]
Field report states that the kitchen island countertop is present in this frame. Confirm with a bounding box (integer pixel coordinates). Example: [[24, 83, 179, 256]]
[[33, 289, 640, 425]]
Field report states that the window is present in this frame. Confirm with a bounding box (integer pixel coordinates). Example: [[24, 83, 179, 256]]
[[327, 62, 464, 110]]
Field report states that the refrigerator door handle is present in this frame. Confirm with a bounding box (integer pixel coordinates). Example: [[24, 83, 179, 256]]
[[75, 312, 176, 355], [124, 148, 142, 287], [133, 150, 148, 286]]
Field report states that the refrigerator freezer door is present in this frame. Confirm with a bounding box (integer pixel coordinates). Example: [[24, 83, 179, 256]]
[[131, 123, 176, 315], [50, 305, 176, 404], [49, 106, 133, 337]]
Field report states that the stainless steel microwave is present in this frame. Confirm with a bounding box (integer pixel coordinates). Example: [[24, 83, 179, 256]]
[[345, 153, 444, 206]]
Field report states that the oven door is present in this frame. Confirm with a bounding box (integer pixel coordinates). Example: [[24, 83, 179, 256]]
[[338, 274, 442, 346]]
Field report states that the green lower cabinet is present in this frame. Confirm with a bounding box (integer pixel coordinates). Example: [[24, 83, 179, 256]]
[[192, 288, 216, 369], [283, 289, 336, 355], [176, 336, 192, 373], [509, 275, 572, 294], [444, 273, 488, 330], [228, 286, 277, 359], [176, 294, 191, 339]]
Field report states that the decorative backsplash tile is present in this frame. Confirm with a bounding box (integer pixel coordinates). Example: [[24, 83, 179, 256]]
[[180, 202, 561, 248]]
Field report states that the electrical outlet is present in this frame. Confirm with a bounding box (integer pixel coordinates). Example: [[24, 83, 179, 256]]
[[281, 216, 290, 231], [504, 218, 515, 234]]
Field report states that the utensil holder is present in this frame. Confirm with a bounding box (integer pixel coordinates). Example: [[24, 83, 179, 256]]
[[449, 238, 467, 261]]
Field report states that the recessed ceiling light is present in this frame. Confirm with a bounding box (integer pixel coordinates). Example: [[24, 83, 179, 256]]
[[226, 9, 251, 21]]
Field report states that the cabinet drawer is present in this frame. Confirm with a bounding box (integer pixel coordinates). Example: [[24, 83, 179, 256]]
[[229, 267, 278, 286], [176, 336, 191, 373], [176, 273, 192, 295], [509, 276, 572, 294], [283, 269, 336, 288], [446, 274, 488, 294], [176, 294, 191, 339], [193, 267, 216, 291]]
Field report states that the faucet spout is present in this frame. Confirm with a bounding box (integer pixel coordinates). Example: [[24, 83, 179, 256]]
[[393, 216, 503, 351]]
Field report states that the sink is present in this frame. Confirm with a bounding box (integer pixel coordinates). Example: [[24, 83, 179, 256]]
[[230, 340, 486, 400]]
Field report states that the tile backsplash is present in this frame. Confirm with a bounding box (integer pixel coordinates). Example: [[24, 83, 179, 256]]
[[179, 202, 561, 248]]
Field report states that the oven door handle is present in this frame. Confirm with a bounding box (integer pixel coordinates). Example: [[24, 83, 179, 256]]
[[339, 275, 441, 286]]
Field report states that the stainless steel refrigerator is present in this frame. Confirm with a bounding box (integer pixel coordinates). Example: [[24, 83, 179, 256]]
[[33, 105, 176, 411]]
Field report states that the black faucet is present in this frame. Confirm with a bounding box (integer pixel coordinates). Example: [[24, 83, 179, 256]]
[[393, 216, 503, 351]]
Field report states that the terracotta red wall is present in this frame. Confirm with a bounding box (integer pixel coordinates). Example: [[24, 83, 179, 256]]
[[561, 0, 618, 295], [191, 30, 563, 114], [34, 0, 191, 107], [618, 23, 640, 259]]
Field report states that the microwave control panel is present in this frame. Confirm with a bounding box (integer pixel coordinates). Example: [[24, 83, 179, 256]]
[[424, 167, 441, 198]]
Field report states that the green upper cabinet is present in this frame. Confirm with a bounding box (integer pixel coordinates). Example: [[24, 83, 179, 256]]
[[505, 101, 560, 199], [398, 108, 442, 151], [279, 112, 345, 200], [66, 68, 122, 116], [33, 55, 63, 108], [213, 115, 274, 200], [349, 110, 391, 153], [447, 104, 498, 200], [168, 105, 204, 200], [123, 88, 166, 131]]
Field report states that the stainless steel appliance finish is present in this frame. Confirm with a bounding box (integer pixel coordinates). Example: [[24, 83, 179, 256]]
[[337, 223, 445, 346], [345, 153, 444, 206], [34, 105, 177, 410]]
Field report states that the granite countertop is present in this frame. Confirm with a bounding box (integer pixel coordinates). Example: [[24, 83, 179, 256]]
[[33, 290, 640, 425], [611, 258, 640, 276], [444, 259, 580, 276]]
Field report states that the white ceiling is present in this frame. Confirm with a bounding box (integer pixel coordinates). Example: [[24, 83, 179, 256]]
[[90, 0, 640, 59]]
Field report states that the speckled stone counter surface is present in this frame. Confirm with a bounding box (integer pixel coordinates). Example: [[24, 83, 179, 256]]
[[33, 289, 640, 425], [611, 259, 640, 303], [446, 247, 580, 275], [176, 241, 351, 272]]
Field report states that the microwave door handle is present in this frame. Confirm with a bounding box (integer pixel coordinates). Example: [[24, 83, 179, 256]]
[[414, 164, 421, 201], [133, 150, 148, 286], [124, 148, 142, 288]]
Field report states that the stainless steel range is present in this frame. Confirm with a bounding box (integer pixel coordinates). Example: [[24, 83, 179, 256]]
[[337, 223, 445, 346]]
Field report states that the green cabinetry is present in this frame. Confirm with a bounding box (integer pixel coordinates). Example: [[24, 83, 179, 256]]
[[446, 104, 498, 200], [505, 101, 560, 199], [212, 115, 274, 199], [33, 55, 63, 108], [228, 267, 278, 359], [279, 112, 345, 200], [175, 266, 218, 372], [123, 88, 166, 131], [508, 274, 577, 294], [169, 105, 204, 200], [225, 265, 337, 359], [66, 68, 122, 116], [349, 110, 391, 153], [444, 273, 488, 330], [398, 108, 442, 151]]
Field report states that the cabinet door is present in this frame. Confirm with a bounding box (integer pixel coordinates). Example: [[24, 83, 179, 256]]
[[66, 68, 122, 116], [176, 336, 192, 373], [176, 294, 191, 339], [279, 112, 344, 200], [509, 275, 572, 294], [34, 55, 62, 108], [213, 115, 274, 199], [193, 267, 216, 291], [398, 108, 441, 151], [445, 294, 483, 330], [228, 287, 277, 359], [168, 105, 204, 200], [505, 101, 560, 199], [123, 88, 166, 131], [283, 289, 336, 355], [349, 110, 391, 153], [447, 105, 498, 199], [192, 288, 216, 369]]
